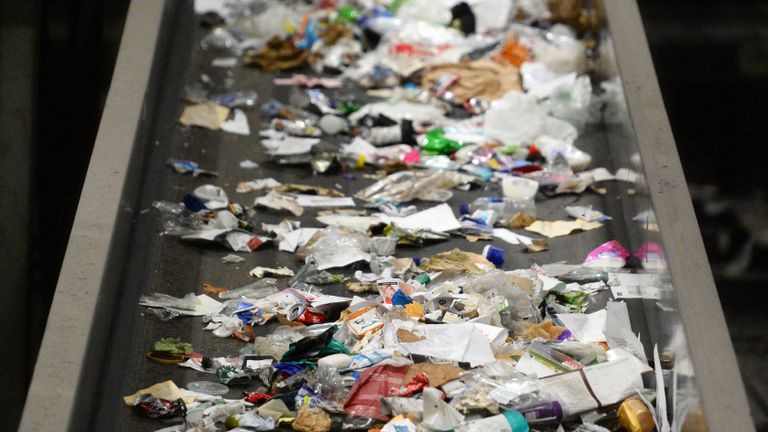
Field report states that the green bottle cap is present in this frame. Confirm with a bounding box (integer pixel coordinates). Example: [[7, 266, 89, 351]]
[[337, 5, 360, 23], [502, 410, 530, 432]]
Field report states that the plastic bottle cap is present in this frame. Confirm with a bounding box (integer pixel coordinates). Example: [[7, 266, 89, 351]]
[[414, 274, 431, 285], [355, 154, 366, 169], [483, 245, 505, 267], [459, 203, 470, 215], [502, 410, 530, 431]]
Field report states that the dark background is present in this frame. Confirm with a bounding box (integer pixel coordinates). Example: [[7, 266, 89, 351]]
[[0, 0, 766, 430]]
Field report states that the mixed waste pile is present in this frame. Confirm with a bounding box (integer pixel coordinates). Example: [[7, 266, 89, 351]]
[[126, 1, 688, 431]]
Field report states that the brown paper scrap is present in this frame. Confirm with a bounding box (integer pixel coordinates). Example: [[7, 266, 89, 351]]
[[123, 380, 193, 406], [526, 239, 550, 253], [275, 183, 345, 197], [503, 212, 536, 229], [402, 363, 464, 388], [396, 329, 425, 343], [525, 220, 603, 238], [179, 101, 230, 130]]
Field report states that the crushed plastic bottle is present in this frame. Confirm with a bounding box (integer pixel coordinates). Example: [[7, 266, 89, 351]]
[[460, 196, 536, 220]]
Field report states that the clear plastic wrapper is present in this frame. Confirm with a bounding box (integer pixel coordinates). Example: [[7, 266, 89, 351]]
[[381, 396, 423, 419], [140, 292, 200, 311], [219, 278, 279, 300], [464, 271, 541, 335], [308, 367, 350, 403], [395, 0, 451, 25], [558, 266, 610, 284], [152, 200, 185, 215], [484, 92, 547, 146], [462, 197, 536, 220], [548, 341, 607, 366], [252, 326, 305, 359], [271, 118, 321, 137], [354, 170, 474, 204], [450, 360, 548, 420], [542, 75, 593, 133], [233, 412, 275, 430], [534, 135, 592, 172], [212, 90, 258, 108], [301, 227, 372, 271], [340, 415, 380, 430], [530, 27, 587, 74], [186, 380, 229, 396], [160, 216, 206, 237], [233, 3, 300, 39], [489, 378, 547, 409]]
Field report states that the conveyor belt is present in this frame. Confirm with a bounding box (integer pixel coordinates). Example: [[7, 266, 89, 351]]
[[83, 6, 647, 431]]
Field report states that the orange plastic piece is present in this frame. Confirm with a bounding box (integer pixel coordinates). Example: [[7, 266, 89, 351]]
[[495, 38, 529, 68]]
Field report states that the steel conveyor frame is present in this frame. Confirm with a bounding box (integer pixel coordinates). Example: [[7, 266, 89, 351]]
[[19, 0, 754, 430]]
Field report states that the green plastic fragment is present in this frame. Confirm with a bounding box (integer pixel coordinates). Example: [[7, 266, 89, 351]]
[[339, 101, 362, 115], [153, 337, 193, 355], [389, 0, 408, 13], [414, 274, 431, 285], [337, 5, 360, 23], [421, 128, 463, 155], [499, 145, 520, 155]]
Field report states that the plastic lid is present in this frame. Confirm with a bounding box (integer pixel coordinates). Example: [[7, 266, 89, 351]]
[[502, 410, 530, 432], [459, 203, 470, 215]]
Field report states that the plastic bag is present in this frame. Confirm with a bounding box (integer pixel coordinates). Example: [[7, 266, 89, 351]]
[[530, 30, 586, 74], [484, 92, 548, 145], [233, 412, 275, 430], [308, 367, 349, 403], [464, 271, 541, 334], [452, 360, 545, 416], [234, 3, 300, 39], [534, 135, 592, 172], [381, 396, 424, 419], [301, 227, 372, 271], [139, 293, 200, 311], [355, 170, 475, 204], [395, 0, 452, 25], [212, 90, 258, 109], [253, 326, 305, 359], [542, 75, 593, 133], [422, 386, 464, 430]]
